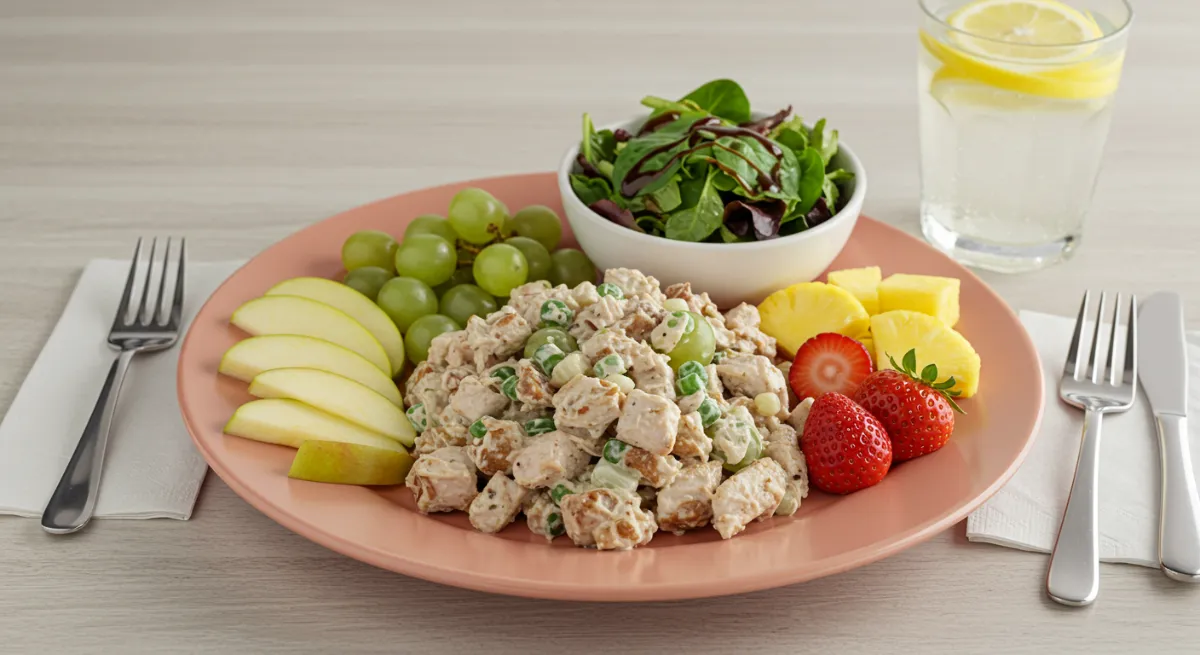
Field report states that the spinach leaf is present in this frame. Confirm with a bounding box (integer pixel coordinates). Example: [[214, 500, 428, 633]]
[[680, 79, 751, 124], [770, 116, 809, 153], [649, 179, 682, 213], [580, 113, 616, 169], [664, 172, 723, 242], [710, 136, 779, 197], [677, 173, 707, 210], [570, 174, 614, 207], [719, 225, 745, 243], [808, 118, 840, 167], [710, 171, 738, 192], [640, 96, 705, 115], [822, 169, 854, 210], [793, 147, 826, 215], [636, 215, 666, 236], [609, 113, 707, 198]]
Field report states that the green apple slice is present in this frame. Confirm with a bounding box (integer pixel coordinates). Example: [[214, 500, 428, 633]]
[[266, 277, 406, 376], [288, 440, 414, 485], [219, 335, 402, 407], [231, 295, 390, 375], [224, 399, 405, 453], [248, 367, 416, 446]]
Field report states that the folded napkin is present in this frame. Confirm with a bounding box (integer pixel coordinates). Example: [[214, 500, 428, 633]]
[[0, 259, 243, 520], [967, 310, 1200, 566]]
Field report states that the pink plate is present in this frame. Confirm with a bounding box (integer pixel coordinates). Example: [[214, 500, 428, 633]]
[[178, 173, 1044, 601]]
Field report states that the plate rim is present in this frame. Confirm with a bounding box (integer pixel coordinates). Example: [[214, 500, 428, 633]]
[[177, 172, 1045, 601]]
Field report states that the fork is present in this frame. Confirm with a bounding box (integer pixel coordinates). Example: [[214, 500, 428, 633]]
[[41, 238, 186, 534], [1046, 290, 1138, 606]]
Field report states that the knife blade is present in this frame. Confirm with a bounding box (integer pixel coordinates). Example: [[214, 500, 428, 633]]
[[1139, 292, 1200, 581]]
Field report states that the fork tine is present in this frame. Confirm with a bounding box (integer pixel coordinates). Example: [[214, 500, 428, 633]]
[[169, 238, 186, 328], [135, 237, 159, 325], [152, 238, 172, 325], [114, 238, 144, 326], [1124, 294, 1138, 383], [1106, 293, 1122, 386], [1064, 291, 1090, 381], [1087, 291, 1108, 383]]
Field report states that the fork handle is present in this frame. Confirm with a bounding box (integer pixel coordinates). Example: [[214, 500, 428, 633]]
[[41, 349, 137, 534], [1047, 407, 1103, 606], [1156, 414, 1200, 581]]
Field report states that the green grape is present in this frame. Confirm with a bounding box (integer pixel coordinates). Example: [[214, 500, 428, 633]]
[[342, 266, 393, 301], [504, 236, 552, 282], [509, 205, 563, 251], [376, 277, 438, 333], [439, 284, 498, 327], [524, 327, 578, 359], [341, 230, 398, 273], [667, 311, 716, 369], [394, 234, 456, 287], [473, 243, 529, 297], [447, 188, 509, 245], [549, 248, 597, 288], [405, 314, 461, 364], [432, 267, 475, 297], [405, 214, 458, 244]]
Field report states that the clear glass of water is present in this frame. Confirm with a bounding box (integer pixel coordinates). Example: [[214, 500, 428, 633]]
[[917, 0, 1133, 273]]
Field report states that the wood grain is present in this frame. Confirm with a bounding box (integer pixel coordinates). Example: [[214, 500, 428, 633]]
[[2, 1, 1199, 652]]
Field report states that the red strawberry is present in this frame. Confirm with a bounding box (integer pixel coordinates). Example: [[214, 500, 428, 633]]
[[852, 349, 964, 462], [788, 333, 875, 401], [801, 392, 892, 494]]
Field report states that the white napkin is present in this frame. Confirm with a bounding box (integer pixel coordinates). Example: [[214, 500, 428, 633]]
[[0, 259, 242, 520], [966, 310, 1200, 566]]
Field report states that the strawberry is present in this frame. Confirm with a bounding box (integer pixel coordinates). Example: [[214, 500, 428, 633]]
[[852, 348, 964, 462], [801, 392, 892, 494], [788, 333, 875, 401]]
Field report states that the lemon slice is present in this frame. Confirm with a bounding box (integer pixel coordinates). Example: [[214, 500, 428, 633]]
[[949, 0, 1102, 61]]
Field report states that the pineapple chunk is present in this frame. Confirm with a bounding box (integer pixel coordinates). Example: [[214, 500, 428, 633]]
[[758, 282, 871, 356], [858, 335, 874, 356], [878, 273, 961, 327], [827, 267, 882, 315], [870, 310, 980, 397]]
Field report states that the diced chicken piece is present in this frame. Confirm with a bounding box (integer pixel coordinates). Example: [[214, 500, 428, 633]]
[[418, 387, 452, 429], [561, 427, 606, 458], [552, 376, 623, 438], [712, 457, 788, 539], [777, 361, 799, 407], [622, 444, 683, 488], [466, 416, 526, 476], [709, 405, 761, 466], [511, 431, 590, 489], [580, 329, 641, 370], [523, 491, 564, 542], [787, 396, 815, 433], [775, 479, 806, 516], [447, 375, 508, 423], [571, 281, 600, 308], [405, 446, 479, 513], [426, 330, 473, 370], [560, 487, 657, 550], [672, 411, 712, 462], [677, 390, 705, 414], [413, 422, 469, 457], [404, 360, 440, 408], [513, 358, 555, 410], [603, 268, 666, 307], [723, 302, 778, 358], [500, 403, 547, 426], [649, 312, 690, 354], [615, 389, 680, 456], [507, 281, 576, 327], [465, 306, 532, 371], [705, 363, 724, 399], [716, 352, 787, 418], [630, 344, 675, 400], [763, 420, 803, 478], [468, 473, 530, 533], [440, 366, 475, 397], [570, 295, 627, 343], [656, 461, 723, 534], [615, 297, 666, 343]]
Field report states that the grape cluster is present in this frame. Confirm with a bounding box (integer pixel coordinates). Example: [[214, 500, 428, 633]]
[[339, 187, 597, 365]]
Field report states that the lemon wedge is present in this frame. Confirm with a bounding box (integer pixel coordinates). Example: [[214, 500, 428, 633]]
[[949, 0, 1101, 60]]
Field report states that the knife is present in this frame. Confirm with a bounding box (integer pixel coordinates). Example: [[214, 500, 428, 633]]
[[1139, 292, 1200, 581]]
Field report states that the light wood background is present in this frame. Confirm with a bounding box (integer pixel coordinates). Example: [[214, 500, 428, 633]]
[[2, 1, 1198, 653]]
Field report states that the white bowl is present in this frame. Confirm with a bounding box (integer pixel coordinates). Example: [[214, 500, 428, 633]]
[[557, 114, 866, 308]]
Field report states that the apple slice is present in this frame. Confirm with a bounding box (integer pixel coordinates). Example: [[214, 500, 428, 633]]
[[224, 399, 405, 453], [288, 440, 414, 485], [219, 335, 402, 407], [248, 367, 416, 446], [231, 295, 390, 375], [266, 277, 406, 376]]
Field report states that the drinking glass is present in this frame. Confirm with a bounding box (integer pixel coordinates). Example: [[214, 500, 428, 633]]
[[917, 0, 1133, 272]]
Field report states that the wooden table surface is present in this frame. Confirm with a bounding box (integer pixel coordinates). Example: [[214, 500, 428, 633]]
[[2, 1, 1198, 652]]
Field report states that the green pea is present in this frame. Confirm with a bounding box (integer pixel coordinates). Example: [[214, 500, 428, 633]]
[[698, 397, 721, 428], [596, 283, 623, 299], [489, 366, 516, 381], [405, 403, 427, 433], [602, 439, 630, 464], [677, 373, 704, 396], [547, 512, 564, 537], [469, 419, 487, 440], [533, 343, 565, 375], [539, 299, 574, 328], [677, 360, 707, 384], [592, 353, 626, 377], [501, 375, 519, 401], [525, 417, 556, 436], [550, 484, 573, 505]]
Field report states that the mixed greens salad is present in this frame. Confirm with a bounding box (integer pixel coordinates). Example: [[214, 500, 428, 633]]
[[570, 79, 854, 243]]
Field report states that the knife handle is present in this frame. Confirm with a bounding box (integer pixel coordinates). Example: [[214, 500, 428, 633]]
[[1157, 413, 1200, 581]]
